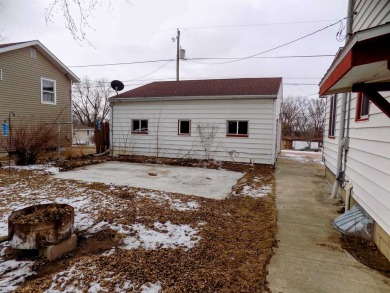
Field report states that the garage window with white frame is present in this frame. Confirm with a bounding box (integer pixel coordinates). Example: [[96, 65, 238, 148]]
[[178, 120, 191, 135], [41, 78, 56, 104], [132, 119, 148, 134], [226, 120, 249, 137]]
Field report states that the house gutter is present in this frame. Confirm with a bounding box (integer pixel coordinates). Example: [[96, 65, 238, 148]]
[[108, 94, 277, 103]]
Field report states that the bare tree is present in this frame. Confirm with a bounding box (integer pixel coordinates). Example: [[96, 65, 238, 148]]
[[44, 0, 132, 44], [72, 78, 111, 127], [281, 96, 299, 137], [308, 98, 325, 138], [281, 96, 325, 147]]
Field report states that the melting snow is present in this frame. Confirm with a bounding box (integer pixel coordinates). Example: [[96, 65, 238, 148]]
[[8, 164, 60, 174], [241, 184, 272, 198], [44, 259, 163, 293]]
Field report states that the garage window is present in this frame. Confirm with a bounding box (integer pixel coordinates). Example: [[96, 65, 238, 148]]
[[132, 119, 148, 134], [226, 120, 249, 137], [356, 92, 370, 121], [178, 120, 191, 135]]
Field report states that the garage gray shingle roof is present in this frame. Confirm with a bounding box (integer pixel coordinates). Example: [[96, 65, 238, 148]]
[[113, 78, 282, 99]]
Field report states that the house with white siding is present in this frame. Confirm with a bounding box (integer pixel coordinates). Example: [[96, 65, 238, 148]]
[[319, 0, 390, 260], [108, 78, 282, 165], [73, 126, 95, 146]]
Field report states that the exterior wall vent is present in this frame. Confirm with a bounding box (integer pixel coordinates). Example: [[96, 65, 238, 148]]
[[30, 48, 36, 59]]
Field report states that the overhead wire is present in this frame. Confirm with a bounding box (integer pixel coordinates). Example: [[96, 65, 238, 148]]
[[154, 18, 343, 32], [69, 55, 335, 68], [187, 17, 347, 65]]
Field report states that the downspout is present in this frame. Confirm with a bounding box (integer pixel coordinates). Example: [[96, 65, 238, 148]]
[[344, 182, 353, 211], [330, 0, 353, 199], [330, 93, 347, 198], [110, 100, 114, 156]]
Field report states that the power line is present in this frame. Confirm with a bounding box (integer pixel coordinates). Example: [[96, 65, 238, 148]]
[[155, 19, 342, 32], [69, 54, 334, 68], [125, 60, 173, 81], [187, 18, 346, 65], [69, 59, 173, 68]]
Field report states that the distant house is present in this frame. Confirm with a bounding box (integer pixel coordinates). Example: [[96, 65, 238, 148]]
[[109, 78, 283, 165], [281, 137, 322, 150], [0, 40, 80, 156], [319, 1, 390, 260], [73, 126, 95, 146]]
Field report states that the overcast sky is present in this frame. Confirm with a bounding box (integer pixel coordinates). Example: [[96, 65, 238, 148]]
[[0, 0, 348, 97]]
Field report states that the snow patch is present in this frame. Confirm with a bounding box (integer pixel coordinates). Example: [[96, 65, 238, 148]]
[[241, 184, 272, 198], [8, 164, 60, 174]]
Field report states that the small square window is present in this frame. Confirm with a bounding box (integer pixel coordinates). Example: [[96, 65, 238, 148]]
[[41, 78, 56, 104], [178, 120, 191, 135], [226, 120, 249, 136], [356, 92, 370, 121], [132, 119, 148, 134]]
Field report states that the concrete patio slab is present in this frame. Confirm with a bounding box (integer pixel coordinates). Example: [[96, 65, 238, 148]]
[[53, 161, 243, 199], [267, 151, 390, 293]]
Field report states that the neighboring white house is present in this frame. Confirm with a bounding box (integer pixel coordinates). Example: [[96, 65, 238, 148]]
[[319, 0, 390, 260], [73, 127, 95, 146], [109, 78, 283, 165]]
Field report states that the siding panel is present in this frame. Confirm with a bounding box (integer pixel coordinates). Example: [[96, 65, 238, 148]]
[[352, 0, 390, 33], [112, 98, 278, 164]]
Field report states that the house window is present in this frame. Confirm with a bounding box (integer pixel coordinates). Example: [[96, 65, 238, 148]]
[[328, 94, 337, 138], [0, 69, 2, 80], [132, 119, 148, 134], [41, 78, 56, 104], [178, 120, 191, 135], [30, 48, 36, 59], [226, 120, 249, 137], [87, 130, 90, 136], [356, 92, 370, 121]]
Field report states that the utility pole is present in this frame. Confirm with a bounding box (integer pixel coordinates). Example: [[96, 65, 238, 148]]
[[176, 29, 180, 81]]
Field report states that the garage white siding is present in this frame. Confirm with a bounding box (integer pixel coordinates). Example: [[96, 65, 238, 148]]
[[112, 98, 277, 164]]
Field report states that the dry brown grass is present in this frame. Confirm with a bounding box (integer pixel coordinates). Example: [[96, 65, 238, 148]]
[[0, 156, 277, 292]]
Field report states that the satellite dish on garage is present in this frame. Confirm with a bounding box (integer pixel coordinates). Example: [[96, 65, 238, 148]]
[[111, 80, 124, 95]]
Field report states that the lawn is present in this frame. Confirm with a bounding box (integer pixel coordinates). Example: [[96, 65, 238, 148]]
[[0, 156, 276, 292]]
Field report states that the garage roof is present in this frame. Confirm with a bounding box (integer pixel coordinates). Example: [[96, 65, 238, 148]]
[[111, 77, 282, 99]]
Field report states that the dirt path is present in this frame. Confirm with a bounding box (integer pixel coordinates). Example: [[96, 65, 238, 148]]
[[267, 152, 390, 292]]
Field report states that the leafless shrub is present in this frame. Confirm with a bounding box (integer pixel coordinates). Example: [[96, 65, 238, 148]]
[[0, 120, 57, 165], [197, 123, 218, 160]]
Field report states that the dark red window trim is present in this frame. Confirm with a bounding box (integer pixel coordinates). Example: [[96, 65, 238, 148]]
[[355, 92, 369, 122], [226, 134, 249, 138], [328, 95, 337, 138]]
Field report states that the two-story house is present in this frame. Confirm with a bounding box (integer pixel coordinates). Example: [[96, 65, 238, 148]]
[[0, 40, 80, 156]]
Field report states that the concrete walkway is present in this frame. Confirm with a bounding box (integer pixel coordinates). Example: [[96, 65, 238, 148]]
[[267, 152, 390, 293]]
